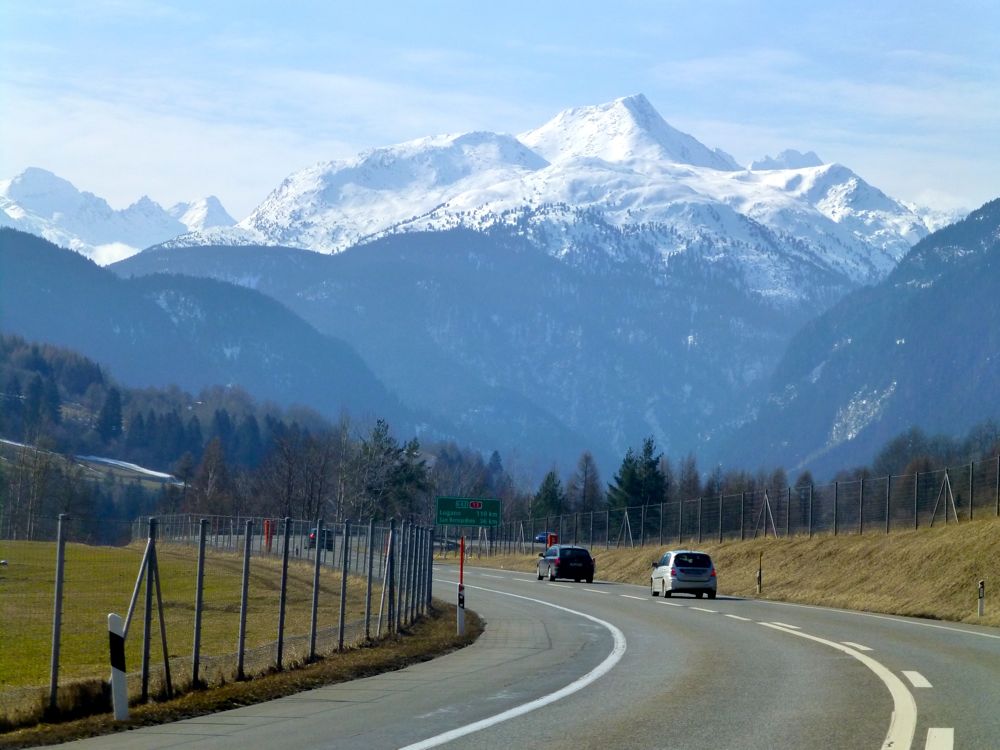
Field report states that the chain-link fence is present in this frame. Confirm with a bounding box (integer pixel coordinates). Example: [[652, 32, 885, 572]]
[[465, 456, 1000, 556], [0, 513, 434, 724]]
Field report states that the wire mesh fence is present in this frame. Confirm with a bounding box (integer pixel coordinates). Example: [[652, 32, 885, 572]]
[[0, 513, 434, 722], [457, 456, 1000, 556]]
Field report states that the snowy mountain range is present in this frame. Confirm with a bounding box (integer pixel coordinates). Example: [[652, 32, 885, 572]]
[[157, 94, 943, 308], [0, 168, 234, 264]]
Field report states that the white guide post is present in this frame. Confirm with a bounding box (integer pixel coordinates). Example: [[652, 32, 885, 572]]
[[108, 613, 129, 720]]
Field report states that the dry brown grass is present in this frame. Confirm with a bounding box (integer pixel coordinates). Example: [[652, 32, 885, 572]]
[[478, 516, 1000, 627], [0, 604, 482, 749]]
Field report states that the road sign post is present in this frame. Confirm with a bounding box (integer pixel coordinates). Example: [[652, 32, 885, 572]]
[[458, 537, 466, 635]]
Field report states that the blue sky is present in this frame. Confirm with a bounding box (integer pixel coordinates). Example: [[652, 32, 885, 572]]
[[3, 1, 997, 217]]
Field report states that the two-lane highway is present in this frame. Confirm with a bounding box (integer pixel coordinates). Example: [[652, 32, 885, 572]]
[[59, 564, 999, 749]]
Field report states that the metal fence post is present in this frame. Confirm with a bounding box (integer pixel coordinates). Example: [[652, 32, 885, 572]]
[[140, 518, 156, 703], [740, 492, 745, 540], [914, 472, 920, 529], [309, 517, 323, 661], [786, 487, 791, 537], [859, 477, 864, 535], [719, 495, 724, 543], [834, 482, 839, 535], [365, 518, 375, 640], [276, 517, 291, 670], [236, 519, 252, 680], [48, 513, 68, 714], [808, 486, 813, 538], [192, 519, 207, 685], [697, 497, 702, 543], [969, 461, 975, 521], [408, 523, 418, 624], [885, 476, 892, 534], [387, 519, 397, 633], [339, 520, 350, 651]]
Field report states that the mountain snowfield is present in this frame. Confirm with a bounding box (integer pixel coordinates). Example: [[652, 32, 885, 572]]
[[0, 168, 234, 264], [160, 94, 941, 304]]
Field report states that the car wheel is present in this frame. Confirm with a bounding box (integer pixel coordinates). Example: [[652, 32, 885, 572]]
[[537, 567, 543, 580], [651, 579, 659, 596], [586, 576, 593, 584], [574, 578, 581, 582], [548, 567, 556, 581], [662, 582, 671, 597], [708, 590, 717, 600], [696, 591, 704, 599]]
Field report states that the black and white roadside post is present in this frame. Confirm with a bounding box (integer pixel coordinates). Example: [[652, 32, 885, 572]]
[[979, 580, 986, 618], [107, 613, 128, 720], [48, 513, 67, 715], [756, 552, 763, 595]]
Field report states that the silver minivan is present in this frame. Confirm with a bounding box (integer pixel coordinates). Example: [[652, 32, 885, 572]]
[[651, 550, 717, 599]]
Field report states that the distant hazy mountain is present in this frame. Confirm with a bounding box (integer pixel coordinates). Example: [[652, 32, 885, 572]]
[[0, 169, 234, 264], [727, 198, 1000, 475], [748, 149, 824, 171], [0, 228, 407, 429], [167, 196, 236, 232]]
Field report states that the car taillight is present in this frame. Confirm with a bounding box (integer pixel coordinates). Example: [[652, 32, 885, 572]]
[[310, 532, 316, 539], [670, 567, 677, 578], [710, 568, 716, 577]]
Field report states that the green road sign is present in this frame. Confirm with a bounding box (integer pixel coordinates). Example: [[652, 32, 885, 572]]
[[436, 496, 502, 527]]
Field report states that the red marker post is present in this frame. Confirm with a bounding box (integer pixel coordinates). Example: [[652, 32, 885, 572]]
[[458, 536, 466, 635]]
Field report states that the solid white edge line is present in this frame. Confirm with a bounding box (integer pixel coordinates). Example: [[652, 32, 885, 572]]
[[925, 727, 953, 750], [403, 582, 627, 750], [902, 670, 932, 688], [751, 598, 1000, 640], [760, 622, 916, 750]]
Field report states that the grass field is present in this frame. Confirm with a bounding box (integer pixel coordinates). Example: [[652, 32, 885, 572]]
[[0, 540, 393, 726], [472, 515, 1000, 627]]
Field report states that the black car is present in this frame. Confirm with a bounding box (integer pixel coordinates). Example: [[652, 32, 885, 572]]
[[536, 544, 595, 583], [306, 527, 335, 550]]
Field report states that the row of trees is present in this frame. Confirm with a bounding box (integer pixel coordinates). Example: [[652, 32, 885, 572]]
[[3, 334, 999, 542]]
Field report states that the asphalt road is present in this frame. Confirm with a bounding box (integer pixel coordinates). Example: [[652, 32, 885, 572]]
[[59, 564, 1000, 749]]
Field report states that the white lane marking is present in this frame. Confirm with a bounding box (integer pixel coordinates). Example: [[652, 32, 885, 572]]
[[903, 671, 932, 688], [620, 594, 646, 601], [661, 601, 683, 607], [550, 583, 572, 588], [583, 588, 608, 595], [725, 614, 751, 621], [409, 582, 627, 750], [769, 621, 800, 629], [479, 574, 506, 579], [925, 727, 953, 750], [760, 622, 916, 750], [841, 641, 872, 651], [690, 607, 717, 613], [753, 598, 1000, 640]]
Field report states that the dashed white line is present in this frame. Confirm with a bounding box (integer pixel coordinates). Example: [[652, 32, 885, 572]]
[[661, 601, 683, 607], [925, 727, 953, 750], [550, 583, 573, 589], [620, 594, 646, 601], [583, 588, 608, 595], [903, 670, 932, 688], [479, 574, 506, 579], [841, 641, 872, 652], [690, 607, 717, 613], [725, 614, 751, 621], [769, 621, 800, 629], [760, 622, 916, 750]]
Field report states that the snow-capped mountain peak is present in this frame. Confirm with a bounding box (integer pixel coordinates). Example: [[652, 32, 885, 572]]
[[519, 93, 740, 170], [168, 196, 236, 231], [0, 167, 112, 220]]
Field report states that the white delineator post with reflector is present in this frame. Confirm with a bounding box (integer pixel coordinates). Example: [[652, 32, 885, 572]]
[[457, 536, 466, 636], [108, 613, 128, 720], [979, 579, 986, 617]]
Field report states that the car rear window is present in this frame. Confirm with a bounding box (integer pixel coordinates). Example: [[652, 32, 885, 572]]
[[560, 548, 591, 560], [673, 553, 711, 568]]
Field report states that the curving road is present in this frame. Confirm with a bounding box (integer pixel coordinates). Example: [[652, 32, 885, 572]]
[[60, 564, 1000, 749]]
